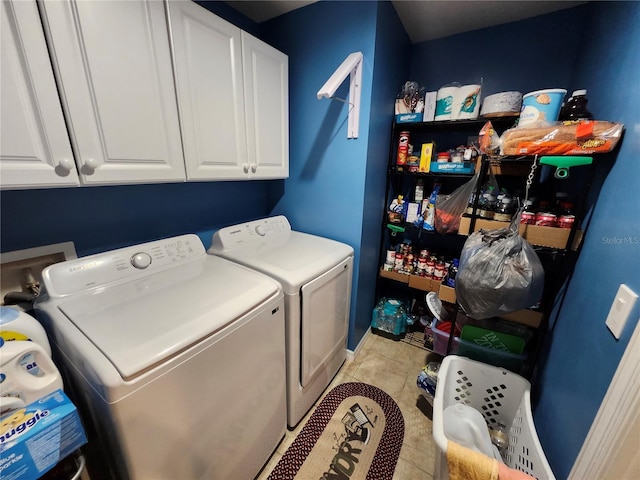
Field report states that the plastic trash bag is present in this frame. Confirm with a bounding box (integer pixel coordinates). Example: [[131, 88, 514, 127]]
[[434, 174, 479, 234], [455, 222, 544, 319]]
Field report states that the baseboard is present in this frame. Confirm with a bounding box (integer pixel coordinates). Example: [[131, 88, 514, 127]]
[[346, 328, 371, 362]]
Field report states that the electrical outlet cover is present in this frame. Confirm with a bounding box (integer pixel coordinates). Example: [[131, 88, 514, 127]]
[[605, 284, 638, 339]]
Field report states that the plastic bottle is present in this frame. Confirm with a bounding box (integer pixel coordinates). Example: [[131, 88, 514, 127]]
[[0, 306, 51, 356], [563, 90, 593, 120], [443, 403, 495, 458], [0, 339, 63, 412], [446, 259, 459, 287], [414, 178, 425, 203]]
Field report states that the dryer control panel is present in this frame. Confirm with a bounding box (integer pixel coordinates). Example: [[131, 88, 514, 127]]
[[210, 216, 291, 251], [41, 234, 205, 297]]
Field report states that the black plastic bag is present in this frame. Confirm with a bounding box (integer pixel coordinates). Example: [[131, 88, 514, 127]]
[[455, 222, 544, 319]]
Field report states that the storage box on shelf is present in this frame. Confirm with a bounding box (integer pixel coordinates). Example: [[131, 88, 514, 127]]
[[458, 216, 582, 250], [378, 268, 445, 293]]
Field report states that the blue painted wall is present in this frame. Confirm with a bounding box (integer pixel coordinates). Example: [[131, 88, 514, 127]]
[[533, 3, 640, 478], [410, 6, 588, 97], [358, 3, 411, 345], [261, 1, 409, 349]]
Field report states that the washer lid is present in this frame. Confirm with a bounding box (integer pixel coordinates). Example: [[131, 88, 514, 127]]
[[56, 256, 279, 380], [212, 231, 353, 294]]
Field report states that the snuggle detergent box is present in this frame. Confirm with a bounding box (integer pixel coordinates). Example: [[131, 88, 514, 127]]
[[0, 390, 87, 480]]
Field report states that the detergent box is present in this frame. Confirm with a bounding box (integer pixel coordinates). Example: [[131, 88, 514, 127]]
[[0, 390, 87, 480]]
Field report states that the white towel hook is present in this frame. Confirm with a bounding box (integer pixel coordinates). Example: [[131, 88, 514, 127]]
[[317, 52, 363, 139]]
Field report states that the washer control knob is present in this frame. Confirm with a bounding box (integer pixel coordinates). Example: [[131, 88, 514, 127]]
[[255, 225, 266, 236], [131, 252, 152, 269]]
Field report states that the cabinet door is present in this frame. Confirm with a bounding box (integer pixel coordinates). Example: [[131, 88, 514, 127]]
[[39, 0, 186, 185], [242, 32, 289, 179], [167, 0, 247, 180], [0, 1, 79, 189]]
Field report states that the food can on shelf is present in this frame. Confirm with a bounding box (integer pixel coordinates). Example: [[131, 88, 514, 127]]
[[425, 257, 436, 278], [535, 212, 557, 227], [386, 249, 396, 264], [558, 215, 575, 229], [394, 252, 404, 271], [397, 131, 410, 167], [520, 211, 536, 225]]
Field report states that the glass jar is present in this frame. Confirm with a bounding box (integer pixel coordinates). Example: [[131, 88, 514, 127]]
[[493, 197, 515, 222], [520, 199, 537, 225], [478, 192, 497, 219]]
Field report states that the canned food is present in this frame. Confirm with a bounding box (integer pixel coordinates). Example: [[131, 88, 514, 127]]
[[394, 253, 404, 271], [558, 215, 575, 229], [386, 249, 396, 264], [520, 211, 536, 225], [397, 132, 410, 166], [425, 258, 435, 277], [535, 212, 557, 227]]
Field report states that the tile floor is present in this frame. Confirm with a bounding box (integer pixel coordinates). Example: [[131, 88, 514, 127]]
[[256, 329, 442, 479]]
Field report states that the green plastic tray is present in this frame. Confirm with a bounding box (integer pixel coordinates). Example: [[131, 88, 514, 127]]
[[460, 325, 525, 354]]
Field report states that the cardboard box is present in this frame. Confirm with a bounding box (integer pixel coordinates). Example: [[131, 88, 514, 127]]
[[499, 309, 544, 329], [379, 268, 409, 284], [405, 202, 421, 223], [395, 113, 422, 123], [419, 143, 434, 173], [438, 284, 457, 304], [422, 91, 437, 121], [430, 161, 475, 174], [408, 275, 441, 292], [458, 217, 577, 249], [0, 390, 87, 480]]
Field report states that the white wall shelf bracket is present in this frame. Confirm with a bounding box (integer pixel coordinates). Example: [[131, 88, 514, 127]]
[[317, 52, 363, 139]]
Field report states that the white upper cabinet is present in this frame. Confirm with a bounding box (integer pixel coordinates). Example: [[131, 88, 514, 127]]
[[166, 0, 247, 180], [242, 32, 289, 180], [38, 0, 186, 185], [167, 0, 288, 180], [0, 1, 79, 189]]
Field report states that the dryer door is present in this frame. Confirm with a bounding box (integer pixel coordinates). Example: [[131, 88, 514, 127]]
[[300, 256, 352, 387]]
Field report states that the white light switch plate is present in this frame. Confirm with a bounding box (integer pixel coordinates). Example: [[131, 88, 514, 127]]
[[605, 284, 638, 339]]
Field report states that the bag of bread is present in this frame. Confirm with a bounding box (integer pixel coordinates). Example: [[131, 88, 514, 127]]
[[500, 120, 623, 156]]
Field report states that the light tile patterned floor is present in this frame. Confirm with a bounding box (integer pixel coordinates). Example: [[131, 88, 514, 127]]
[[257, 330, 442, 479]]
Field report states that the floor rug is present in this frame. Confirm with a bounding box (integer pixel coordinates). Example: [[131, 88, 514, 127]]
[[268, 382, 405, 480]]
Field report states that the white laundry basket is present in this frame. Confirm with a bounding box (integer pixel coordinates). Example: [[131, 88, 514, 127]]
[[433, 355, 555, 480]]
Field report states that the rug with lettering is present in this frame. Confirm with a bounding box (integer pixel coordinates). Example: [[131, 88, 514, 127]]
[[267, 382, 405, 480]]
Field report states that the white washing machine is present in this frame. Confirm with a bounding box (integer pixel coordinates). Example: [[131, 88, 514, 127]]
[[35, 234, 286, 480], [209, 216, 354, 428]]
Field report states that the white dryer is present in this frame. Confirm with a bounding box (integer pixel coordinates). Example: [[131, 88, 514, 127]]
[[35, 235, 286, 480], [209, 216, 354, 428]]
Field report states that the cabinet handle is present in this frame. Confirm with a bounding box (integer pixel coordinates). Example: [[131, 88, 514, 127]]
[[250, 163, 257, 173], [82, 158, 100, 175], [56, 158, 75, 172], [243, 163, 250, 173]]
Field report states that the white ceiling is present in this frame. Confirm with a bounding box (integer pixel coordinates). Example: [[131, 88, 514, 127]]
[[224, 1, 588, 43]]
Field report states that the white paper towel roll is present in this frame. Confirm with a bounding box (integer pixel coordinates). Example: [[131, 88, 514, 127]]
[[435, 86, 460, 120], [455, 84, 481, 120]]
